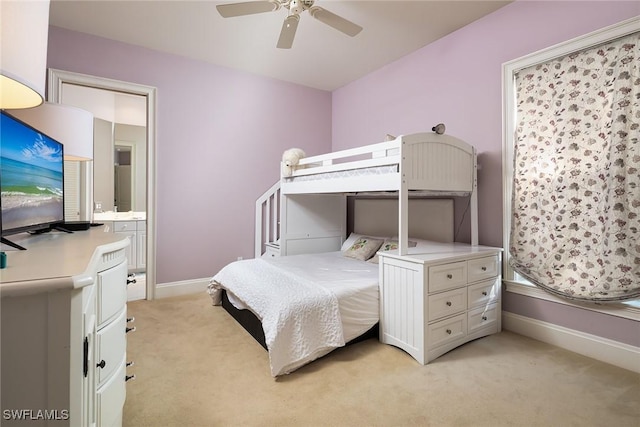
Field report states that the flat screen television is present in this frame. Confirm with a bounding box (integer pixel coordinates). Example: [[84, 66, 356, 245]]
[[1, 110, 65, 250]]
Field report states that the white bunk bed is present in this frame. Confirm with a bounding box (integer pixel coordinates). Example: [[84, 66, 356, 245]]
[[213, 132, 500, 376], [276, 132, 478, 258]]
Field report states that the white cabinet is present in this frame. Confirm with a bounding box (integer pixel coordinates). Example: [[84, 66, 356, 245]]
[[0, 229, 131, 426], [104, 220, 146, 271], [379, 244, 502, 365], [136, 221, 146, 270]]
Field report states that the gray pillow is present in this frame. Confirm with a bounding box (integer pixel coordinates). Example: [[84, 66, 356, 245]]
[[343, 237, 384, 261]]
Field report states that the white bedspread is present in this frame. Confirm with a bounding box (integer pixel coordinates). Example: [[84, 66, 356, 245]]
[[208, 252, 379, 376]]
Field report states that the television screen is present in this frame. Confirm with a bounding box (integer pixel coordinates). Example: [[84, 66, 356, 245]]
[[0, 110, 65, 237]]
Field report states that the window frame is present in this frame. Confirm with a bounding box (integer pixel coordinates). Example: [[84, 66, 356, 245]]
[[501, 16, 640, 321]]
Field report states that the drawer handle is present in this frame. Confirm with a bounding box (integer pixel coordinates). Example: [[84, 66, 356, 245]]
[[446, 274, 453, 279], [446, 329, 452, 335], [127, 278, 137, 285], [127, 317, 135, 323], [481, 266, 487, 271], [97, 360, 106, 369], [127, 361, 135, 367], [482, 291, 488, 296], [126, 375, 136, 382], [482, 316, 488, 321], [446, 301, 452, 306], [126, 326, 136, 333]]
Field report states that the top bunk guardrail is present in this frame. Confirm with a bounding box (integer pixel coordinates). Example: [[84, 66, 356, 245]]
[[280, 132, 477, 196]]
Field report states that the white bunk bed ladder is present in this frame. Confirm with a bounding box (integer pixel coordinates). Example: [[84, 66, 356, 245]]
[[255, 181, 281, 258]]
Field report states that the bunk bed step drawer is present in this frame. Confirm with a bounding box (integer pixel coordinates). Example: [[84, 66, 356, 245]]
[[428, 261, 467, 292]]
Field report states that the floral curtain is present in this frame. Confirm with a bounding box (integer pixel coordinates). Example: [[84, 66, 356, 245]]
[[510, 31, 640, 302]]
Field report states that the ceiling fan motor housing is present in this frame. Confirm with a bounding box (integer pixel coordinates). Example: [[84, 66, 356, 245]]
[[288, 0, 314, 15]]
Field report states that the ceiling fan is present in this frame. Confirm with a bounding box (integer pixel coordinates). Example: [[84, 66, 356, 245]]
[[216, 0, 363, 49]]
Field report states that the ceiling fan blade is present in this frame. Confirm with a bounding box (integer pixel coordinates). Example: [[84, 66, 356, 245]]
[[276, 14, 300, 49], [217, 1, 279, 18], [309, 6, 362, 37]]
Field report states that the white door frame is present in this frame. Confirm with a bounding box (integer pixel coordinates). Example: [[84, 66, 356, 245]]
[[48, 68, 157, 300]]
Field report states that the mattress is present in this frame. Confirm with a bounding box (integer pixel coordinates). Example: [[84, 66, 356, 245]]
[[263, 251, 379, 340], [208, 251, 379, 376], [284, 164, 398, 183]]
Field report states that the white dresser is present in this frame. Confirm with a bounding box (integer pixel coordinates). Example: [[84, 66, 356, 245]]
[[0, 228, 133, 426], [378, 243, 502, 365]]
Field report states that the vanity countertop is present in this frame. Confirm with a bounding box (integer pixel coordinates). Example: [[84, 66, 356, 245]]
[[94, 211, 146, 221]]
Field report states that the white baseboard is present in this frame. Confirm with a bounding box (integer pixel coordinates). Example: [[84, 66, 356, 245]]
[[155, 277, 209, 299], [503, 311, 640, 373]]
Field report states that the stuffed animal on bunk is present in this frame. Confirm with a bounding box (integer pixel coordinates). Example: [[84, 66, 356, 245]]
[[281, 148, 306, 177]]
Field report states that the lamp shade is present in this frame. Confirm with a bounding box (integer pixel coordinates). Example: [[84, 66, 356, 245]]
[[6, 103, 94, 161], [0, 0, 50, 109]]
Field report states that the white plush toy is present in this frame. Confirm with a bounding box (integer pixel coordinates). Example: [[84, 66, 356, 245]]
[[281, 148, 306, 177]]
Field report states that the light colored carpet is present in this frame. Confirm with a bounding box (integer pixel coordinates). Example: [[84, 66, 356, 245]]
[[123, 292, 640, 427]]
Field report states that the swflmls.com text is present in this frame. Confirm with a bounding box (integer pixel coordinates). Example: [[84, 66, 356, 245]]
[[3, 409, 70, 421]]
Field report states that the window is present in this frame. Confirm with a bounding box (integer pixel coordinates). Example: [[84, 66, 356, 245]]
[[502, 18, 640, 315]]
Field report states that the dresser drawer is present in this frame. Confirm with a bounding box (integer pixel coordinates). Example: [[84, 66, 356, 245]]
[[98, 261, 128, 326], [97, 356, 126, 427], [96, 309, 127, 387], [428, 288, 467, 322], [467, 279, 500, 308], [113, 221, 136, 232], [428, 313, 466, 348], [428, 261, 467, 293], [468, 302, 499, 335], [467, 255, 499, 283], [136, 220, 146, 232]]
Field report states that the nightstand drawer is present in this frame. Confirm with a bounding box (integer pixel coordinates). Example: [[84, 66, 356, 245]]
[[428, 288, 467, 322], [468, 303, 499, 334], [467, 255, 499, 283], [428, 313, 466, 348], [428, 261, 467, 293], [467, 279, 500, 308]]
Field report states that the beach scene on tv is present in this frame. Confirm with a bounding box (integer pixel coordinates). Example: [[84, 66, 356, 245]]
[[1, 113, 64, 233]]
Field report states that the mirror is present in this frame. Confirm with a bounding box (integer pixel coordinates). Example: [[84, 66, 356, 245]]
[[60, 86, 147, 213]]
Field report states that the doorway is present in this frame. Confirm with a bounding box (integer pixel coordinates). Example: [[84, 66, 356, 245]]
[[48, 68, 157, 300]]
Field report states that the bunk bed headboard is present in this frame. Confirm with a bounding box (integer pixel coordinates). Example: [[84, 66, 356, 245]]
[[351, 198, 454, 243]]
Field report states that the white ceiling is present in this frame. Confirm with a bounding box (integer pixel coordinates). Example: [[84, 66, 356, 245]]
[[49, 0, 512, 91]]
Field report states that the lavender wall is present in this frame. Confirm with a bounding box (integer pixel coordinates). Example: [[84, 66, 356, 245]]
[[332, 1, 639, 343], [47, 27, 332, 283]]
